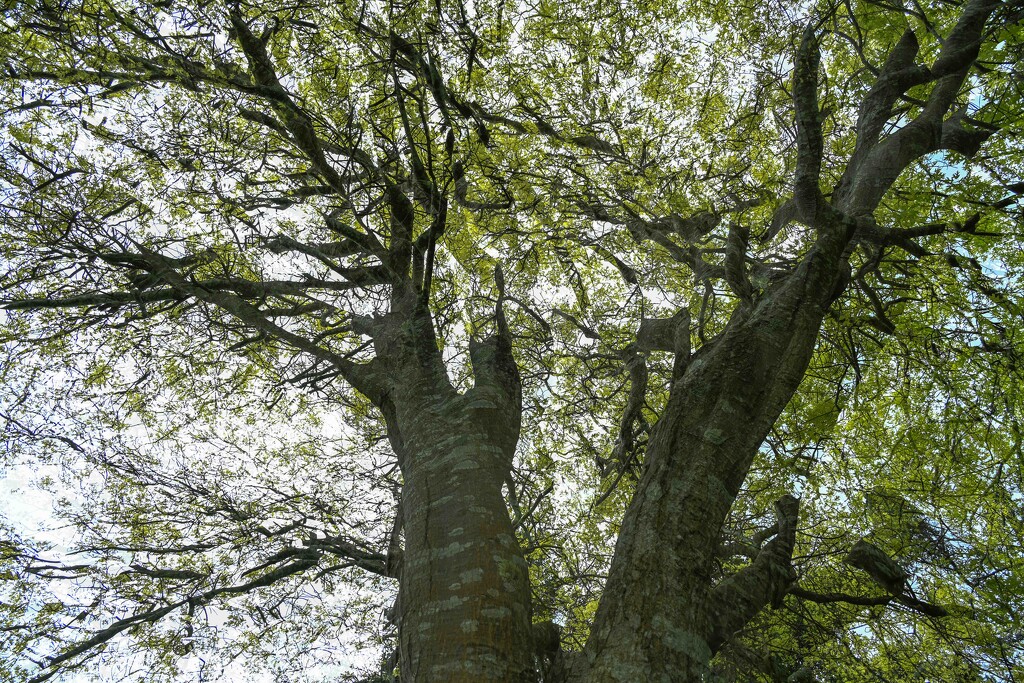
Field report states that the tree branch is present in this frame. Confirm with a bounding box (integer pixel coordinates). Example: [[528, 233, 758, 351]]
[[793, 24, 825, 224], [837, 0, 1001, 215], [708, 495, 800, 654]]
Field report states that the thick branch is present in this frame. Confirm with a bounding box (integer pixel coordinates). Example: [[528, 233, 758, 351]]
[[227, 6, 359, 195], [793, 24, 825, 224], [788, 585, 893, 608], [837, 0, 1001, 215], [708, 495, 800, 654], [1, 277, 368, 312], [724, 222, 753, 302], [860, 29, 925, 142], [635, 310, 691, 355], [843, 539, 949, 616], [599, 348, 648, 477], [131, 247, 384, 401], [465, 266, 522, 460]]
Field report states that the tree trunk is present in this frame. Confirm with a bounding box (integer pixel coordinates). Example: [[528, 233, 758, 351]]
[[395, 409, 534, 682], [580, 230, 851, 682], [375, 300, 534, 682]]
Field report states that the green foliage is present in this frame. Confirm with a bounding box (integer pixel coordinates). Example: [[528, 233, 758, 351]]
[[1, 0, 1023, 680]]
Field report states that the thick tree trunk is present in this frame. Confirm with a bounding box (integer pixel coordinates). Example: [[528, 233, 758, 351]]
[[395, 405, 534, 682], [574, 6, 999, 676], [373, 299, 534, 683], [580, 230, 851, 682]]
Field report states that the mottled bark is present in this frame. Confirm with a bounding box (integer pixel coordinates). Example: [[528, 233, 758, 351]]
[[579, 227, 852, 683], [370, 292, 533, 683], [834, 0, 1000, 215], [708, 495, 801, 652], [395, 415, 533, 682], [792, 25, 825, 224], [574, 4, 1000, 679]]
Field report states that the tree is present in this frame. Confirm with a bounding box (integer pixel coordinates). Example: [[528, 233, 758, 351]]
[[1, 0, 1022, 681]]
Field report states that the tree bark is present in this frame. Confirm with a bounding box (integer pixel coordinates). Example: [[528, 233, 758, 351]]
[[580, 228, 852, 682], [396, 411, 534, 682], [374, 298, 534, 683], [575, 3, 1000, 675]]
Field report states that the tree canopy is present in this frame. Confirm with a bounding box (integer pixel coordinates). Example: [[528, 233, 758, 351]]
[[1, 0, 1023, 681]]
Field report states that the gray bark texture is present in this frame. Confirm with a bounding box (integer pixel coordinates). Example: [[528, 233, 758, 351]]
[[569, 4, 999, 679], [364, 293, 535, 682]]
